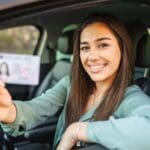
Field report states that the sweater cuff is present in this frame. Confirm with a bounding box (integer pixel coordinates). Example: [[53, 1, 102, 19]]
[[86, 121, 102, 143], [1, 101, 26, 136]]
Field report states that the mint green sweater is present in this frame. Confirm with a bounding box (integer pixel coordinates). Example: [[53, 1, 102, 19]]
[[2, 76, 150, 150]]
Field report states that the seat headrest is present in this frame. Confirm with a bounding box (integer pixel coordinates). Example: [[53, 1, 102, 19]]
[[136, 34, 150, 67], [129, 22, 150, 68], [57, 30, 74, 54], [57, 24, 78, 54]]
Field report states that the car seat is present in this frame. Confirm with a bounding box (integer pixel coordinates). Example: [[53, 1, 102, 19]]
[[34, 25, 77, 97], [133, 24, 150, 96]]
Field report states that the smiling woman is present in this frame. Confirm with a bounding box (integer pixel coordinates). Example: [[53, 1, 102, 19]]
[[57, 13, 150, 150], [0, 2, 150, 150], [79, 22, 121, 112]]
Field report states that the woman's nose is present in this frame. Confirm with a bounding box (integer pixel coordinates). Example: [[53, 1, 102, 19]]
[[88, 50, 99, 61]]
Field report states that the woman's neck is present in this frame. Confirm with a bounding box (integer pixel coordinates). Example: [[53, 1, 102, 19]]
[[83, 85, 107, 114], [83, 80, 113, 114], [95, 75, 115, 95]]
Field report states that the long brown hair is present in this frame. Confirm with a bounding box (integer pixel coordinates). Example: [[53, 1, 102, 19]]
[[66, 13, 134, 126]]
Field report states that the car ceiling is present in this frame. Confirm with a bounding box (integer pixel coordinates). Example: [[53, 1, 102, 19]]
[[0, 1, 150, 26], [0, 0, 41, 10], [0, 0, 150, 45]]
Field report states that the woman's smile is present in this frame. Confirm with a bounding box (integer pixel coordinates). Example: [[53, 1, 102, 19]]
[[87, 63, 107, 73]]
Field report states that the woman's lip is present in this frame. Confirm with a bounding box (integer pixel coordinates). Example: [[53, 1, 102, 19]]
[[88, 64, 106, 73]]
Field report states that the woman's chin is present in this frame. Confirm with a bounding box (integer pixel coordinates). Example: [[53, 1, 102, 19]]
[[89, 75, 105, 82]]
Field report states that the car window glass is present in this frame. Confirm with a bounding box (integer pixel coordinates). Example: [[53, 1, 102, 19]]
[[0, 26, 39, 54]]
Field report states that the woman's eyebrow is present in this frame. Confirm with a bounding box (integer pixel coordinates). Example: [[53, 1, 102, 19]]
[[80, 37, 111, 45], [96, 37, 111, 42], [80, 41, 88, 45]]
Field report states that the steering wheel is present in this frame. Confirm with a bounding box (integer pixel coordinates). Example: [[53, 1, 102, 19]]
[[0, 125, 14, 150]]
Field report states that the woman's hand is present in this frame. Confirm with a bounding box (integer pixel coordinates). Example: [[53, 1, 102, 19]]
[[57, 122, 88, 150], [0, 81, 16, 123]]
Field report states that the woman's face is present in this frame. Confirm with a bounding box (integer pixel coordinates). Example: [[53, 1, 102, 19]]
[[0, 63, 8, 75], [80, 22, 121, 85]]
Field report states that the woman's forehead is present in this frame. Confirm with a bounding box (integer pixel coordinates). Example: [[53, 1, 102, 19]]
[[80, 22, 114, 42]]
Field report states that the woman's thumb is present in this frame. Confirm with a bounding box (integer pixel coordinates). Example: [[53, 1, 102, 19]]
[[0, 80, 5, 87]]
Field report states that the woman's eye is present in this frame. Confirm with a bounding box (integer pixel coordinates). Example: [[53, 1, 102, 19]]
[[98, 43, 109, 48], [80, 46, 89, 51]]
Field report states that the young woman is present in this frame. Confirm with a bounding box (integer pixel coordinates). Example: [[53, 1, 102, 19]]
[[0, 13, 150, 150]]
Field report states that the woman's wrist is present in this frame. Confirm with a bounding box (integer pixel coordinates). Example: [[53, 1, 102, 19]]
[[4, 103, 17, 123], [75, 122, 88, 142], [57, 122, 89, 150], [75, 122, 82, 140]]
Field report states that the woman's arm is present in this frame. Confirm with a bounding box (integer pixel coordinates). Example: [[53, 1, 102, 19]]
[[56, 122, 88, 150], [1, 76, 69, 136], [57, 110, 150, 150], [82, 88, 150, 150], [86, 115, 150, 150], [57, 86, 150, 150], [0, 81, 16, 124]]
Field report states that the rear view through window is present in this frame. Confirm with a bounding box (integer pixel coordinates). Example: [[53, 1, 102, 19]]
[[0, 25, 39, 54]]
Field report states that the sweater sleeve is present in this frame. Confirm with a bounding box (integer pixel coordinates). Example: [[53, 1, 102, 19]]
[[86, 86, 150, 150], [1, 76, 70, 136]]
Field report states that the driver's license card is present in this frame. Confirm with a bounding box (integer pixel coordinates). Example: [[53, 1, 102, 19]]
[[0, 53, 40, 85]]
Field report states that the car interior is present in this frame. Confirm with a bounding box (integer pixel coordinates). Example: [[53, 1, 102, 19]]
[[32, 26, 76, 97], [0, 0, 150, 150]]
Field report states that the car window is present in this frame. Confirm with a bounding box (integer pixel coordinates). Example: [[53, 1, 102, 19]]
[[0, 25, 39, 54]]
